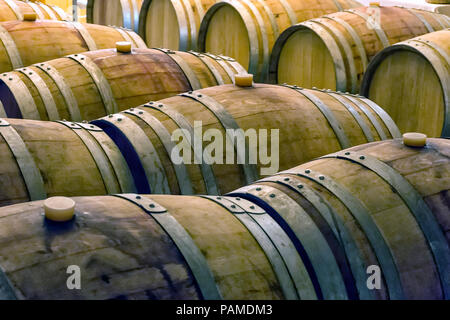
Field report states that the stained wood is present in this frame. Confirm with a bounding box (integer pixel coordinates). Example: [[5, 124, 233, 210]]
[[0, 0, 66, 22], [270, 6, 450, 92], [0, 194, 283, 299], [0, 20, 147, 74], [231, 137, 450, 299], [139, 0, 216, 51], [361, 29, 449, 138], [198, 0, 362, 82], [92, 84, 398, 195], [0, 48, 239, 121]]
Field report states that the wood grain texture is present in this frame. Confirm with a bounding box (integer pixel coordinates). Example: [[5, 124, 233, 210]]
[[139, 0, 217, 51], [0, 48, 239, 121], [0, 20, 147, 74], [0, 194, 283, 299], [198, 0, 362, 82], [230, 137, 450, 299], [87, 0, 143, 32], [0, 0, 67, 22], [361, 29, 450, 138], [92, 84, 398, 196], [270, 6, 450, 92]]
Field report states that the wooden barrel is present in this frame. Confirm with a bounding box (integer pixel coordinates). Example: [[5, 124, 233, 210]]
[[87, 0, 143, 32], [0, 194, 291, 299], [197, 0, 362, 82], [0, 47, 243, 122], [138, 0, 217, 51], [0, 137, 448, 300], [0, 118, 136, 207], [0, 19, 147, 74], [269, 5, 450, 93], [0, 0, 67, 22], [0, 84, 399, 206], [229, 137, 450, 300], [361, 29, 450, 138], [91, 83, 400, 196]]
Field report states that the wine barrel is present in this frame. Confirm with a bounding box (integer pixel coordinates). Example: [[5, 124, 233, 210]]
[[361, 0, 450, 16], [0, 83, 399, 206], [0, 118, 136, 207], [269, 5, 450, 93], [229, 136, 450, 299], [87, 0, 143, 32], [0, 193, 296, 300], [361, 29, 450, 138], [91, 83, 400, 196], [197, 0, 362, 82], [0, 45, 243, 122], [0, 137, 448, 300], [0, 0, 67, 22], [138, 0, 217, 51], [0, 19, 147, 74]]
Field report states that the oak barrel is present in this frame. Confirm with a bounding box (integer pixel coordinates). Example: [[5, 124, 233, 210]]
[[0, 19, 147, 74], [87, 0, 143, 32], [197, 0, 362, 82], [0, 118, 136, 207], [0, 47, 243, 122], [138, 0, 217, 51], [0, 84, 399, 206], [361, 29, 450, 138], [91, 83, 400, 196], [0, 137, 448, 299], [269, 5, 450, 92], [229, 137, 450, 299], [0, 0, 67, 22]]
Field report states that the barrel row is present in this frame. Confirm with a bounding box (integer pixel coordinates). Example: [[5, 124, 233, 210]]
[[0, 47, 243, 122], [198, 0, 362, 82], [0, 83, 400, 207], [361, 29, 450, 138], [0, 137, 448, 299], [0, 0, 67, 22], [138, 0, 216, 51], [269, 5, 450, 92], [87, 0, 143, 32], [0, 19, 147, 74], [228, 137, 450, 300]]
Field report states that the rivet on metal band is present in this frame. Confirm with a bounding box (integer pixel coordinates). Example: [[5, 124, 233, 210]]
[[321, 151, 450, 299], [34, 62, 82, 122], [0, 119, 46, 201], [326, 91, 374, 142], [56, 121, 121, 195], [77, 122, 137, 194], [283, 85, 351, 149], [188, 51, 224, 85], [114, 193, 223, 300], [125, 108, 194, 195], [180, 91, 259, 184], [258, 175, 375, 300], [67, 54, 118, 115], [201, 195, 300, 300], [144, 102, 219, 195], [17, 67, 60, 120], [99, 114, 171, 194], [237, 184, 348, 300], [153, 48, 202, 90], [285, 168, 404, 299], [0, 72, 40, 120]]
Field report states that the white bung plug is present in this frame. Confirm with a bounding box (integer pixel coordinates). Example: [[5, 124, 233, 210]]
[[44, 196, 76, 222], [403, 132, 427, 147]]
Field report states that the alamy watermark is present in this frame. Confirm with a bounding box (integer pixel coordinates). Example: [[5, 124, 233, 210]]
[[170, 121, 280, 176]]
